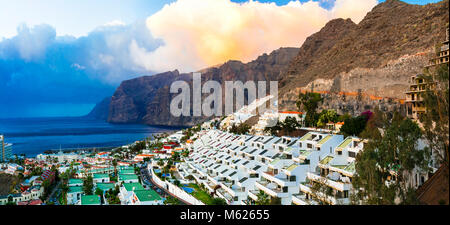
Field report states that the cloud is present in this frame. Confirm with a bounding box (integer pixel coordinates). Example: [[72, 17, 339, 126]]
[[0, 0, 378, 117], [130, 0, 377, 72], [0, 22, 162, 117]]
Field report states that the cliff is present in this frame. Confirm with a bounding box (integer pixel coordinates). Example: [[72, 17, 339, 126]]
[[107, 47, 299, 126], [278, 0, 449, 115]]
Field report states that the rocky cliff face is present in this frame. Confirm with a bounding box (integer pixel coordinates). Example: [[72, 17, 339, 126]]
[[278, 0, 449, 115], [91, 0, 449, 126], [85, 97, 111, 121], [107, 47, 299, 126]]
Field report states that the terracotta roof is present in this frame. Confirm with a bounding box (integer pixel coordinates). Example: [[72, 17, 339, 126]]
[[416, 165, 449, 205]]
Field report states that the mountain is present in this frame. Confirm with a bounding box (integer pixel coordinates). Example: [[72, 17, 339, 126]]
[[278, 0, 449, 115], [84, 97, 111, 121], [89, 0, 449, 126], [106, 47, 299, 126]]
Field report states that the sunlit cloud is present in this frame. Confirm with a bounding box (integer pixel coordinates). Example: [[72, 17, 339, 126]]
[[131, 0, 377, 72]]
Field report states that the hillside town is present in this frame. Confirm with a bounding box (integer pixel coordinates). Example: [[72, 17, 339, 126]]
[[1, 27, 448, 206]]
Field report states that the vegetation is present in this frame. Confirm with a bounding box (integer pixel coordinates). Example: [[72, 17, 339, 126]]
[[229, 123, 251, 135], [264, 116, 301, 136], [255, 190, 270, 205], [188, 183, 217, 205], [105, 185, 121, 205], [420, 64, 449, 169], [297, 92, 323, 127], [82, 175, 94, 195], [340, 115, 369, 137], [317, 109, 338, 128], [164, 195, 182, 205], [351, 111, 431, 205]]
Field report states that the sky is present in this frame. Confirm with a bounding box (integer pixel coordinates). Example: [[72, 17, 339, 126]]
[[0, 0, 443, 118]]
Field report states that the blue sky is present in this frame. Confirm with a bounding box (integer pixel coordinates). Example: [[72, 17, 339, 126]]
[[0, 0, 444, 118]]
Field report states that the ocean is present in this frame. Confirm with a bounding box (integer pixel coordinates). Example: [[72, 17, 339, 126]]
[[0, 117, 182, 157]]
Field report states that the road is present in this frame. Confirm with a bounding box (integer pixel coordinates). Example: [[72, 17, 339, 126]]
[[139, 165, 187, 205], [46, 180, 61, 205]]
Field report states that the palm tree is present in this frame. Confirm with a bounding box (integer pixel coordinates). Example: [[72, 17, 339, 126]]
[[112, 159, 118, 177]]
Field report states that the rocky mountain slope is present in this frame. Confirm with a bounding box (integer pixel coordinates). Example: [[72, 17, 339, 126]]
[[278, 0, 449, 115], [85, 97, 111, 121], [89, 0, 449, 126], [106, 47, 299, 126]]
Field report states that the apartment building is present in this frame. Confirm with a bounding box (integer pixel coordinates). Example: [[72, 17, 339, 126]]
[[406, 28, 449, 121], [179, 130, 349, 205]]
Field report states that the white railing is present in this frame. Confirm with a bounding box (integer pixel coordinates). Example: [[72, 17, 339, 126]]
[[151, 168, 205, 205]]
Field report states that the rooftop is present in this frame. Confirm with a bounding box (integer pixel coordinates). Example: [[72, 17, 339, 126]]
[[81, 195, 101, 205], [69, 179, 83, 185], [123, 183, 145, 192], [119, 174, 139, 181], [96, 183, 115, 191], [68, 186, 83, 193], [134, 189, 162, 202]]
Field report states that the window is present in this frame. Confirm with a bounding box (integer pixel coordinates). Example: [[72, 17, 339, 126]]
[[348, 151, 356, 158], [338, 151, 342, 155], [307, 143, 313, 149]]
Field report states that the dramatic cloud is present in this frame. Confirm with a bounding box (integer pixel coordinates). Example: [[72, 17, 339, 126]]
[[131, 0, 377, 72], [0, 22, 161, 117], [0, 0, 378, 117]]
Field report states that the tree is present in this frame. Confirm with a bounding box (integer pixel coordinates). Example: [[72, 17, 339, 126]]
[[317, 109, 338, 128], [297, 92, 323, 127], [211, 197, 227, 205], [351, 114, 431, 205], [255, 191, 270, 205], [420, 64, 449, 169], [83, 175, 94, 195], [282, 116, 301, 135], [340, 116, 368, 137], [229, 123, 251, 135], [264, 120, 282, 136], [112, 159, 118, 177]]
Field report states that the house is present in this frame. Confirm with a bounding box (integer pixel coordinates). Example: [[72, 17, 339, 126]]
[[118, 174, 139, 184], [67, 186, 83, 205], [93, 173, 110, 183], [69, 179, 83, 187], [80, 195, 101, 205], [129, 189, 163, 205]]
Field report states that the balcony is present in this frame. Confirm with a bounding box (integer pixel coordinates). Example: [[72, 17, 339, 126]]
[[291, 193, 318, 205], [306, 172, 351, 192], [248, 190, 259, 201], [300, 182, 350, 205], [255, 180, 289, 198], [262, 171, 296, 187]]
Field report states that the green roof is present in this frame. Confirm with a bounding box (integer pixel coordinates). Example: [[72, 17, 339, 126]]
[[96, 183, 115, 191], [337, 137, 352, 149], [320, 156, 334, 165], [299, 133, 312, 141], [69, 179, 83, 185], [68, 186, 83, 193], [299, 150, 311, 158], [332, 165, 347, 170], [270, 159, 280, 165], [134, 189, 162, 202], [119, 169, 135, 175], [119, 174, 139, 181], [93, 173, 109, 179], [123, 183, 145, 192], [344, 162, 356, 174], [81, 195, 101, 205], [286, 164, 298, 172], [119, 166, 134, 170], [317, 135, 332, 145]]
